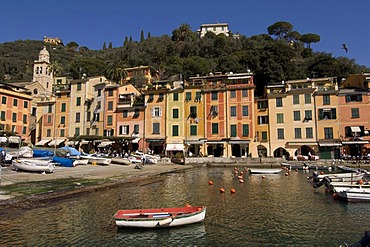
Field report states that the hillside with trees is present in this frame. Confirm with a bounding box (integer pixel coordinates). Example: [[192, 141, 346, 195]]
[[0, 21, 367, 95]]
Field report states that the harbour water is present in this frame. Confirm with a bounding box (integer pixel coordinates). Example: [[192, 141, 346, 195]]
[[0, 167, 369, 246]]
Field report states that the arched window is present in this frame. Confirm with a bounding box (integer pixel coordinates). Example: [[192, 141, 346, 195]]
[[35, 67, 39, 74], [40, 67, 42, 74]]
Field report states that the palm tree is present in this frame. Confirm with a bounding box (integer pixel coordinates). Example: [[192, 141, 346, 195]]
[[105, 60, 128, 84]]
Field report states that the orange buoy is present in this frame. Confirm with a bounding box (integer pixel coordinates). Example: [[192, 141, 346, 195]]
[[357, 179, 364, 185], [239, 179, 244, 183], [295, 169, 298, 172], [320, 172, 324, 175], [230, 188, 236, 193], [262, 176, 266, 179], [220, 187, 225, 193], [234, 170, 238, 174], [208, 180, 214, 185], [237, 175, 243, 179], [240, 171, 244, 175], [185, 204, 191, 207], [285, 172, 289, 176]]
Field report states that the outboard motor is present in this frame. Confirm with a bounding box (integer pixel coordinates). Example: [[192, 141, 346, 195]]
[[313, 176, 332, 189], [307, 171, 319, 182]]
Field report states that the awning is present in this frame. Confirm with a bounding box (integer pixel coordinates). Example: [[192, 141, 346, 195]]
[[146, 139, 165, 142], [8, 136, 20, 143], [186, 140, 205, 145], [342, 140, 369, 145], [351, 126, 361, 133], [286, 142, 318, 146], [318, 142, 342, 147], [132, 137, 141, 143], [229, 140, 250, 144], [98, 141, 113, 148], [166, 143, 185, 151], [48, 138, 66, 146], [67, 141, 79, 146], [80, 140, 89, 145], [0, 137, 7, 143], [206, 141, 225, 145], [35, 139, 51, 146]]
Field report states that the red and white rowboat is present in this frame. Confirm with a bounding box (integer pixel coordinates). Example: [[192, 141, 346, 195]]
[[113, 206, 206, 228]]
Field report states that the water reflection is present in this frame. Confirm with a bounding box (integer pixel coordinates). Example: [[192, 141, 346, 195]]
[[115, 223, 206, 246], [1, 167, 369, 246]]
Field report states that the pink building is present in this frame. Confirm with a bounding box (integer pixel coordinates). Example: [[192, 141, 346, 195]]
[[338, 88, 370, 157]]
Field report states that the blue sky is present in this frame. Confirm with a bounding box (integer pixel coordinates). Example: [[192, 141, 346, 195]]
[[1, 0, 369, 67]]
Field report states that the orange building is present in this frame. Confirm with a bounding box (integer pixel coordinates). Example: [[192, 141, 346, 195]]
[[0, 82, 32, 144], [115, 84, 145, 152], [190, 72, 254, 157]]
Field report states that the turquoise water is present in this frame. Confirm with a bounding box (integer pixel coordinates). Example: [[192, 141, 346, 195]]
[[0, 167, 368, 246]]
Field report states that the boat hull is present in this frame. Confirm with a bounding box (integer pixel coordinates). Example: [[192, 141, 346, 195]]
[[334, 188, 370, 202], [80, 155, 111, 165], [248, 168, 282, 174], [114, 206, 206, 228], [328, 182, 370, 193], [317, 173, 364, 182], [12, 160, 55, 173]]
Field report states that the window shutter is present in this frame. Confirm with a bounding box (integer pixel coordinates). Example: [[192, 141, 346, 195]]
[[151, 107, 155, 116], [332, 109, 336, 119]]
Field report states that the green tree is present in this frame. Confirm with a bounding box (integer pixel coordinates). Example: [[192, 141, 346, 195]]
[[299, 33, 321, 49], [267, 21, 293, 39], [102, 42, 107, 50], [104, 60, 128, 84], [108, 42, 113, 49], [66, 41, 79, 51], [140, 30, 145, 42], [172, 23, 194, 42], [69, 57, 107, 79]]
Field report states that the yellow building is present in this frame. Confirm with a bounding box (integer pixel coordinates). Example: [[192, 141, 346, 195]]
[[267, 77, 339, 160], [183, 80, 206, 157], [69, 76, 108, 138], [253, 97, 269, 158], [166, 80, 185, 156], [142, 80, 169, 155]]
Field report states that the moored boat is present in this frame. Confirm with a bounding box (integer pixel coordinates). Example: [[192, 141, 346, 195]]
[[281, 162, 310, 170], [248, 168, 282, 174], [113, 206, 206, 228], [329, 181, 370, 193], [12, 159, 55, 173], [333, 188, 370, 202], [335, 165, 368, 174], [80, 155, 111, 165], [312, 172, 365, 182]]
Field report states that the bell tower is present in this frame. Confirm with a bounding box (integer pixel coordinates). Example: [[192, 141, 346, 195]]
[[33, 46, 53, 94]]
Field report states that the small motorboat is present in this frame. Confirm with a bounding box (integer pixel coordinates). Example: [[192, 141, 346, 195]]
[[113, 206, 206, 228], [248, 168, 282, 174], [336, 165, 368, 174], [329, 181, 370, 193], [310, 171, 365, 183], [333, 187, 370, 202], [281, 162, 310, 170]]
